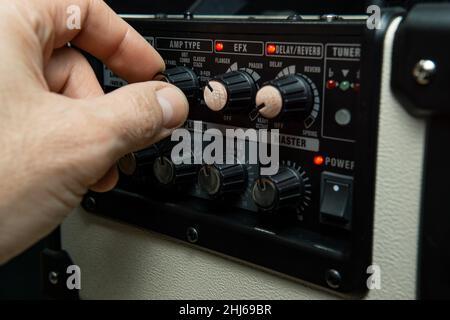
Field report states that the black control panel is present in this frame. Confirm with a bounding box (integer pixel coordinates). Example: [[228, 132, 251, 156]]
[[84, 15, 393, 294]]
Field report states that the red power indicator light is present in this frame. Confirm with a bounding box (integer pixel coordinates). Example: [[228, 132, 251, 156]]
[[215, 42, 224, 52], [313, 155, 324, 166], [267, 44, 276, 55], [326, 80, 337, 89]]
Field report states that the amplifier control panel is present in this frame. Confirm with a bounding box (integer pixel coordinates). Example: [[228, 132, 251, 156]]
[[84, 16, 385, 295]]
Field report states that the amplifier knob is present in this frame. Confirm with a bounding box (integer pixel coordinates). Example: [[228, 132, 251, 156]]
[[153, 155, 198, 186], [118, 146, 159, 177], [198, 163, 247, 196], [156, 66, 199, 103], [255, 74, 313, 119], [203, 70, 257, 113], [252, 167, 305, 211]]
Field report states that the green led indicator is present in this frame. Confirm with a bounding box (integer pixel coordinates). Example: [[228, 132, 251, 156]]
[[339, 81, 350, 91]]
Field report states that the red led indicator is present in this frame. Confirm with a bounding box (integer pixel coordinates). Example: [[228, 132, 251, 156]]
[[313, 155, 324, 166], [326, 80, 337, 90], [266, 44, 276, 55], [215, 42, 224, 52], [352, 83, 360, 92]]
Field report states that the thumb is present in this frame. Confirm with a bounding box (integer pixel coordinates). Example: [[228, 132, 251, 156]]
[[93, 81, 189, 159]]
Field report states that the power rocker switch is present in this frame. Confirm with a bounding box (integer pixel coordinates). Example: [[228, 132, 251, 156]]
[[319, 171, 353, 229]]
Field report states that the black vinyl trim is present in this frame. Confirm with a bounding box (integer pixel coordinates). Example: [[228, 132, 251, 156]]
[[418, 116, 450, 299], [391, 3, 450, 117], [388, 3, 450, 299]]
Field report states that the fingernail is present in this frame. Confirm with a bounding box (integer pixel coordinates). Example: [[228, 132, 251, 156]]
[[156, 87, 189, 128]]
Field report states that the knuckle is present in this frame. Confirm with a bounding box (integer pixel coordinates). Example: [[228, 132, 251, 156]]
[[117, 86, 163, 142]]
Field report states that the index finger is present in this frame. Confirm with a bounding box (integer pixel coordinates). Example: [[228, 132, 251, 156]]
[[39, 0, 164, 82]]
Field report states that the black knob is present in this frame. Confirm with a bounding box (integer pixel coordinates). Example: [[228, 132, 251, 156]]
[[118, 146, 159, 177], [156, 66, 199, 102], [198, 163, 247, 196], [252, 167, 304, 211], [203, 70, 257, 113], [254, 74, 313, 119], [153, 155, 198, 185]]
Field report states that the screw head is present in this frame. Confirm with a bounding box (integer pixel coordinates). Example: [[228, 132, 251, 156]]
[[184, 11, 193, 20], [325, 269, 342, 289], [287, 14, 302, 21], [83, 196, 96, 211], [413, 59, 436, 85], [320, 14, 342, 22], [186, 227, 199, 243], [48, 271, 59, 285]]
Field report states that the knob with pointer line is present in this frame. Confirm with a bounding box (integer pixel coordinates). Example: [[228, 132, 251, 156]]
[[118, 146, 159, 177], [250, 74, 313, 120], [252, 167, 305, 212], [118, 138, 179, 178], [153, 154, 199, 186], [155, 66, 200, 103], [203, 70, 257, 113], [198, 163, 247, 196]]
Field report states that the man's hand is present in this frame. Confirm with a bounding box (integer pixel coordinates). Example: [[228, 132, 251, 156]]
[[0, 0, 189, 263]]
